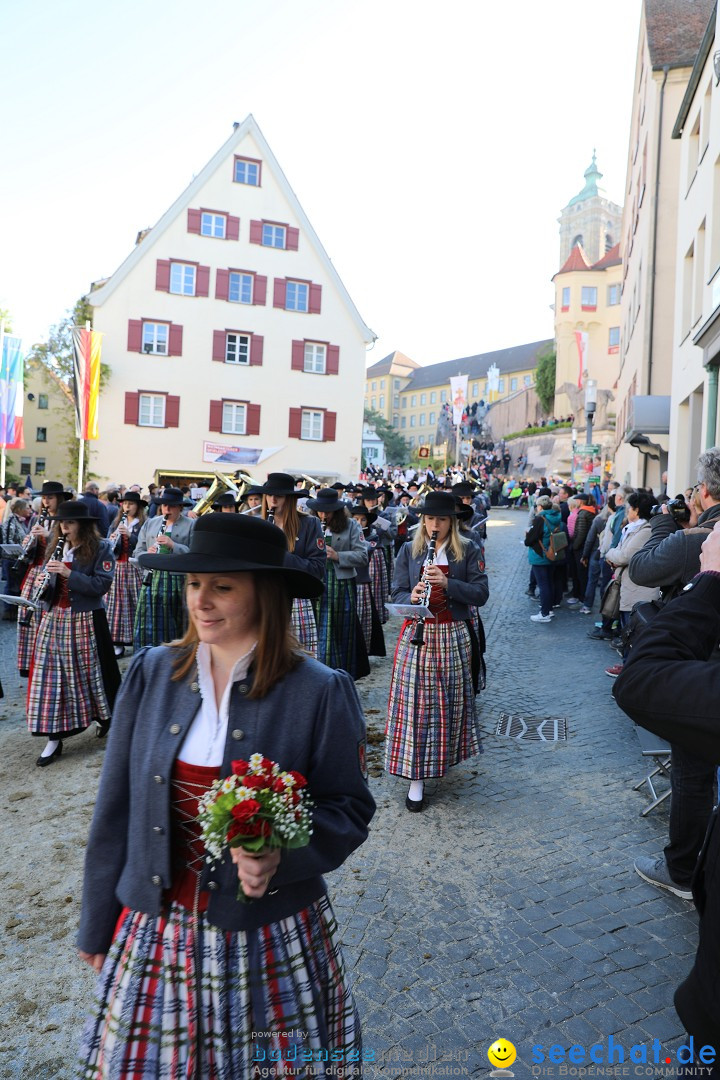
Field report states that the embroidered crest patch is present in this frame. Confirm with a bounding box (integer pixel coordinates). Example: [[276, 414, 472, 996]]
[[357, 738, 368, 780], [317, 537, 326, 550], [102, 560, 113, 572]]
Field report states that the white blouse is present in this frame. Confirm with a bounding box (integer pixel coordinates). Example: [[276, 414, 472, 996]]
[[179, 641, 257, 766]]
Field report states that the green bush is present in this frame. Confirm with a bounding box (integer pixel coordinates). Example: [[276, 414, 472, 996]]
[[503, 421, 572, 441]]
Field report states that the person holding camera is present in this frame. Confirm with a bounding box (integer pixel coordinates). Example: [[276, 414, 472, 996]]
[[613, 522, 720, 1049], [625, 449, 720, 901]]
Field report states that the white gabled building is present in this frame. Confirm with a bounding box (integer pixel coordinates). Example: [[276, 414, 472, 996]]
[[88, 116, 375, 486]]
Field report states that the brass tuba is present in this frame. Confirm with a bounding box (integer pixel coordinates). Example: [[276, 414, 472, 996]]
[[191, 472, 242, 516]]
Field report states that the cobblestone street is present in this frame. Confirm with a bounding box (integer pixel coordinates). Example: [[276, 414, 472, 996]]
[[0, 509, 700, 1078]]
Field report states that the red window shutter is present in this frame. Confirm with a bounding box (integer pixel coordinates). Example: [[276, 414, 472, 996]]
[[250, 335, 264, 366], [289, 408, 302, 438], [309, 284, 322, 314], [187, 209, 202, 234], [253, 275, 267, 305], [127, 320, 143, 352], [196, 265, 210, 297], [216, 268, 229, 301], [156, 259, 171, 291], [249, 220, 263, 245], [212, 330, 226, 361], [323, 411, 337, 442], [124, 392, 140, 425], [165, 395, 180, 428], [226, 215, 240, 241], [168, 324, 183, 356], [326, 345, 340, 375], [246, 403, 261, 436], [286, 226, 299, 251], [273, 279, 287, 309], [209, 400, 223, 432], [291, 340, 305, 371]]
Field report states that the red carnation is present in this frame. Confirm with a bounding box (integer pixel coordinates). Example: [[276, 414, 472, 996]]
[[260, 757, 275, 774], [289, 771, 308, 789], [272, 778, 286, 793], [243, 774, 269, 790], [230, 799, 261, 822], [231, 759, 249, 776]]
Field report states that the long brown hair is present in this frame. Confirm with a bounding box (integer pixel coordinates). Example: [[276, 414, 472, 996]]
[[45, 520, 101, 565], [261, 496, 302, 553], [170, 573, 303, 698], [110, 503, 146, 530]]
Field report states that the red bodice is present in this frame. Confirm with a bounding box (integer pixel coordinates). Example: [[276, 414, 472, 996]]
[[164, 759, 221, 912]]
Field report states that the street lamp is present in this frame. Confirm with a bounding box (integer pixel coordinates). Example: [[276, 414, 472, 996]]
[[585, 379, 597, 445]]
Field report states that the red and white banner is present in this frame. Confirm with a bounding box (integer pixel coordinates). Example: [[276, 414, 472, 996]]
[[449, 375, 468, 424]]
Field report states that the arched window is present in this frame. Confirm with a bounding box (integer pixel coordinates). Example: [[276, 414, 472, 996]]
[[572, 234, 583, 248], [605, 233, 613, 252]]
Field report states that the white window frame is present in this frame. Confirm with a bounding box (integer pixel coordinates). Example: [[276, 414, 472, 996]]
[[228, 272, 253, 304], [38, 393, 49, 409], [301, 409, 324, 441], [420, 393, 426, 405], [201, 212, 226, 238], [607, 284, 621, 305], [138, 394, 166, 428], [234, 158, 259, 186], [410, 415, 416, 427], [225, 333, 251, 365], [379, 395, 385, 409], [142, 322, 169, 355], [222, 401, 247, 435], [304, 342, 326, 373], [562, 286, 571, 307], [429, 411, 435, 425], [286, 281, 309, 312], [581, 286, 597, 307], [430, 391, 436, 404], [170, 262, 196, 296], [609, 326, 620, 348], [262, 223, 286, 249]]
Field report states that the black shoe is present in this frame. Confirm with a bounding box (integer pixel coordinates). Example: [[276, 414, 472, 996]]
[[95, 720, 110, 739], [36, 741, 63, 767], [113, 645, 125, 658], [610, 636, 623, 648], [587, 629, 613, 640], [405, 795, 425, 813]]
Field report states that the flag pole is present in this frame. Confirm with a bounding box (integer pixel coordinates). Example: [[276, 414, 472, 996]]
[[0, 319, 6, 488], [76, 320, 91, 493]]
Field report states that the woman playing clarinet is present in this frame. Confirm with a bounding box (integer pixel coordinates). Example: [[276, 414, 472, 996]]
[[385, 491, 488, 812], [17, 481, 69, 677], [105, 492, 147, 657], [133, 487, 194, 649], [260, 472, 325, 656]]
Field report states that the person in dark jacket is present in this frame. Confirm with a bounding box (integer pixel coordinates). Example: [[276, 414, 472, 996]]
[[613, 523, 720, 1052], [579, 498, 611, 613], [76, 513, 375, 1076], [524, 496, 564, 621]]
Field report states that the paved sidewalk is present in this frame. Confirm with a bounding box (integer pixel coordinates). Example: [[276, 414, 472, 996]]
[[0, 510, 700, 1078]]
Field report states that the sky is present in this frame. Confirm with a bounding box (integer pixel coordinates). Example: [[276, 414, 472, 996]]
[[0, 0, 642, 369]]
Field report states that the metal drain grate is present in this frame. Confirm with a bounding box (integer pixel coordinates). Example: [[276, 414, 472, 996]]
[[494, 713, 567, 742]]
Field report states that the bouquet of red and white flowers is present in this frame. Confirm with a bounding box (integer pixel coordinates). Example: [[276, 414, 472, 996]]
[[197, 753, 313, 900]]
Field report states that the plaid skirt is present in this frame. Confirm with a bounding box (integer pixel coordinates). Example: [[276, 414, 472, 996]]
[[106, 560, 144, 645], [355, 583, 385, 658], [77, 896, 361, 1080], [385, 620, 482, 779], [27, 609, 113, 736], [16, 564, 42, 674], [368, 548, 389, 625], [291, 596, 318, 657], [133, 571, 187, 650], [313, 565, 369, 681]]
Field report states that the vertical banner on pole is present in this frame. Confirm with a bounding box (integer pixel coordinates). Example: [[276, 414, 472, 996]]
[[574, 331, 588, 389], [71, 326, 102, 440], [0, 333, 25, 449], [449, 375, 468, 425]]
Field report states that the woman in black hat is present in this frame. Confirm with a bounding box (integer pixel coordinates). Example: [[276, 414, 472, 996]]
[[16, 481, 70, 676], [133, 487, 195, 649], [27, 501, 121, 766], [349, 506, 386, 658], [105, 492, 148, 657], [238, 484, 264, 515], [306, 488, 370, 679], [260, 473, 326, 655], [76, 513, 375, 1076], [386, 491, 489, 811]]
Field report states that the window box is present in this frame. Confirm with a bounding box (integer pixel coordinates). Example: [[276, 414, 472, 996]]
[[288, 407, 337, 441], [274, 279, 321, 314], [209, 399, 260, 436], [124, 391, 180, 428], [128, 320, 183, 357], [212, 330, 263, 366], [233, 156, 261, 186], [291, 340, 339, 375]]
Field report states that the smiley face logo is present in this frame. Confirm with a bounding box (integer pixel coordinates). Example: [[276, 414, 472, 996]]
[[487, 1039, 516, 1069]]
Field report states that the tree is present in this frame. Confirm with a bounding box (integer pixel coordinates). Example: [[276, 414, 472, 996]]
[[535, 345, 557, 415], [363, 408, 409, 465], [0, 308, 14, 334]]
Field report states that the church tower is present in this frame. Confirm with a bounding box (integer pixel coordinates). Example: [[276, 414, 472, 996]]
[[558, 152, 623, 268]]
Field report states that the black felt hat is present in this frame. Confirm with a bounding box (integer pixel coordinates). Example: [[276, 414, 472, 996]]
[[50, 499, 98, 522], [152, 486, 185, 506], [305, 488, 346, 513], [137, 513, 323, 598], [260, 473, 303, 497], [40, 481, 71, 501], [416, 492, 463, 517]]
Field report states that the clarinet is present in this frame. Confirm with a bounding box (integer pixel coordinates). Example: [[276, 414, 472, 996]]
[[143, 514, 169, 586], [410, 529, 439, 647], [32, 533, 66, 604], [111, 512, 128, 554], [266, 507, 276, 525], [17, 508, 50, 568]]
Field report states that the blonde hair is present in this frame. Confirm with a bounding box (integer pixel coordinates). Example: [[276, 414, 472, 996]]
[[411, 516, 467, 562]]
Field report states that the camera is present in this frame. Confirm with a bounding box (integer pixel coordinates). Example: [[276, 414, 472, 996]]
[[650, 494, 690, 523]]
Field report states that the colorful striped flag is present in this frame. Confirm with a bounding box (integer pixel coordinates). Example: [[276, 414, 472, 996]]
[[71, 326, 101, 440], [0, 335, 25, 449]]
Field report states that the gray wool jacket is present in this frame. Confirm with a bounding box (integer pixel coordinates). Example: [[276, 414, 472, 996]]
[[77, 646, 375, 955]]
